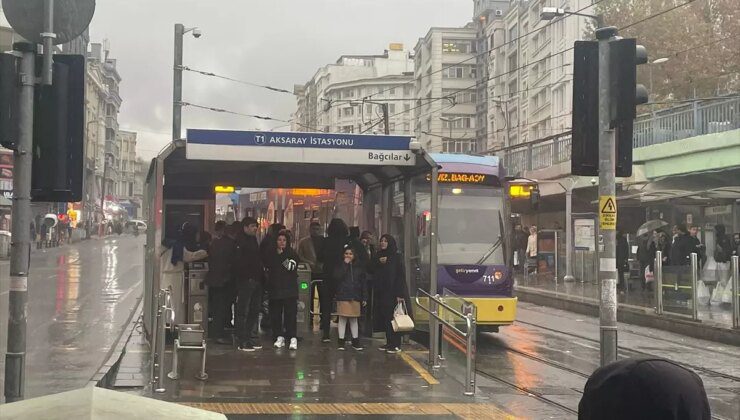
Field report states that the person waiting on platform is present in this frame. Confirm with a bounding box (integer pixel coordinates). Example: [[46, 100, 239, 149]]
[[368, 234, 408, 354], [233, 217, 264, 352], [318, 218, 349, 342], [332, 246, 368, 351], [205, 221, 236, 344], [266, 230, 301, 350]]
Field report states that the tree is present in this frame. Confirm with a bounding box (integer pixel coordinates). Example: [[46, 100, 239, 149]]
[[594, 0, 740, 107]]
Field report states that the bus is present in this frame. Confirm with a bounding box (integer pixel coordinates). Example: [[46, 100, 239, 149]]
[[410, 153, 537, 332]]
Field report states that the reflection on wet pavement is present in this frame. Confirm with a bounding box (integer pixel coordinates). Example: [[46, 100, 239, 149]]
[[0, 235, 143, 400]]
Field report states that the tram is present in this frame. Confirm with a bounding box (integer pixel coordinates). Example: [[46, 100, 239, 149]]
[[410, 153, 537, 332]]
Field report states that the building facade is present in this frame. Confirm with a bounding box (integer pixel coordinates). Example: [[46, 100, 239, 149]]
[[294, 44, 415, 135], [414, 25, 480, 153], [489, 0, 595, 150]]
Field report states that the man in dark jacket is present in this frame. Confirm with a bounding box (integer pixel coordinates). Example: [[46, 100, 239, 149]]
[[206, 221, 235, 344], [233, 217, 264, 351], [616, 231, 629, 291], [669, 224, 693, 266]]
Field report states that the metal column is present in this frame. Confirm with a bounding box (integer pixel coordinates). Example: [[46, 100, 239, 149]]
[[564, 183, 575, 282], [403, 180, 414, 296], [732, 256, 739, 328], [173, 24, 184, 141], [429, 164, 440, 367], [690, 253, 698, 321], [596, 27, 618, 366], [4, 43, 36, 403], [380, 184, 391, 235], [655, 251, 663, 315]]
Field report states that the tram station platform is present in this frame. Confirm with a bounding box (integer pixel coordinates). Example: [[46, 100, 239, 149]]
[[112, 325, 517, 419], [514, 275, 740, 346]]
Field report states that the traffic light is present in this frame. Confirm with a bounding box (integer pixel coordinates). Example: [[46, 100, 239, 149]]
[[571, 40, 599, 177], [0, 53, 19, 150], [571, 37, 648, 177], [609, 38, 648, 177], [31, 54, 85, 202]]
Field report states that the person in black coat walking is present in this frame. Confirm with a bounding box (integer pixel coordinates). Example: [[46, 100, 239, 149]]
[[206, 221, 236, 344], [317, 218, 349, 341], [368, 234, 408, 354], [332, 246, 368, 350], [265, 230, 301, 350], [233, 217, 264, 352]]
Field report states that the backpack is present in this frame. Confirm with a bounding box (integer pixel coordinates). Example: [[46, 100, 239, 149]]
[[714, 237, 731, 263]]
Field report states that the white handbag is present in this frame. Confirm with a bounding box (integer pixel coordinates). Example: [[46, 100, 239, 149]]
[[391, 301, 415, 332]]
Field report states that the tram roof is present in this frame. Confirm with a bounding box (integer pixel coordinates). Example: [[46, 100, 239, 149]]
[[150, 132, 436, 200], [429, 153, 501, 176]]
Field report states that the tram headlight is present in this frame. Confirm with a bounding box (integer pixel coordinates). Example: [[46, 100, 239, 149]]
[[494, 271, 503, 280]]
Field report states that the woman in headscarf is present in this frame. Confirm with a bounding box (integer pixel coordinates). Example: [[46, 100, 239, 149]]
[[368, 234, 408, 354]]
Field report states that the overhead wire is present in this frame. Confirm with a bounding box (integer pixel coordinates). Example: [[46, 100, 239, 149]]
[[180, 66, 297, 95]]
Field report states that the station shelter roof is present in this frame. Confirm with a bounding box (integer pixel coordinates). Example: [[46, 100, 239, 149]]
[[152, 129, 435, 200]]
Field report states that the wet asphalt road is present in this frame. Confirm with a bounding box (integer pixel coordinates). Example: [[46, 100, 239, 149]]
[[474, 302, 740, 419], [0, 235, 144, 400]]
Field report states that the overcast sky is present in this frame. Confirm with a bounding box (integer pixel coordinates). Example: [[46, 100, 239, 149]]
[[86, 0, 473, 160]]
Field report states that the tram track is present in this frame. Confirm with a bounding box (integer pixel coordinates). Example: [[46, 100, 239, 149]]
[[474, 367, 580, 416], [475, 333, 733, 420], [514, 319, 740, 383]]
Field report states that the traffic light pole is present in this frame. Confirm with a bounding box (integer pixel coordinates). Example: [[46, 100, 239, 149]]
[[173, 23, 184, 141], [4, 42, 36, 403], [596, 27, 618, 366]]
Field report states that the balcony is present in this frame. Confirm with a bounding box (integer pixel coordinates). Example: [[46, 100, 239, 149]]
[[105, 115, 119, 131]]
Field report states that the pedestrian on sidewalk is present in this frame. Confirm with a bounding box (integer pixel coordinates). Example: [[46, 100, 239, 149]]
[[206, 221, 236, 344], [318, 218, 349, 342], [713, 224, 732, 286], [233, 217, 264, 352], [525, 226, 538, 275], [513, 223, 528, 269], [333, 246, 368, 351], [368, 234, 408, 354], [616, 231, 629, 291], [265, 230, 301, 350], [688, 225, 706, 267]]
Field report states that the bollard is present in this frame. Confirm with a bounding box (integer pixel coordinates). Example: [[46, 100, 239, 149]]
[[691, 253, 698, 321], [464, 314, 476, 396], [732, 256, 739, 329], [655, 251, 663, 315]]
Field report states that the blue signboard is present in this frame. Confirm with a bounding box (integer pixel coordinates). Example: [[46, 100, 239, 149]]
[[186, 129, 417, 166]]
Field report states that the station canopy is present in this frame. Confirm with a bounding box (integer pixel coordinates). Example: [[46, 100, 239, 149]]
[[158, 129, 435, 200]]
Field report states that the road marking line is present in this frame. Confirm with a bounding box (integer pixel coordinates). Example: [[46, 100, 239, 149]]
[[399, 351, 440, 385], [182, 402, 514, 418]]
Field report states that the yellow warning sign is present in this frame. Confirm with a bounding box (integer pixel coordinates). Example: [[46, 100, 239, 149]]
[[599, 195, 617, 230]]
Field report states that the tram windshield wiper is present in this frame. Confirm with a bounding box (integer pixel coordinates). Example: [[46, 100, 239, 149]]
[[475, 236, 502, 265]]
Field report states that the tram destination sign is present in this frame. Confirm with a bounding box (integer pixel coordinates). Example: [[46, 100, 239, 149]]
[[186, 129, 416, 166]]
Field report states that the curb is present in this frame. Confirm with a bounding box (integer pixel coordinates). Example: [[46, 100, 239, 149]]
[[514, 286, 740, 346], [87, 296, 143, 389]]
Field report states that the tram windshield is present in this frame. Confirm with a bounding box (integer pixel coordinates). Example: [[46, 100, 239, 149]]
[[416, 183, 505, 266]]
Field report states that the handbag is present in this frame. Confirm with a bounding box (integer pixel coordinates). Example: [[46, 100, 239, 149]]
[[391, 301, 415, 332], [644, 266, 654, 284], [721, 277, 733, 304], [696, 281, 710, 306]]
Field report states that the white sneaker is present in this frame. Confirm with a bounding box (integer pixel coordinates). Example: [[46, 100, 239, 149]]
[[274, 336, 285, 348], [289, 337, 298, 350]]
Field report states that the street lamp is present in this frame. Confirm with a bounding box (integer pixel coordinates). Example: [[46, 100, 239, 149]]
[[173, 24, 201, 142], [649, 57, 669, 96], [540, 6, 604, 28]]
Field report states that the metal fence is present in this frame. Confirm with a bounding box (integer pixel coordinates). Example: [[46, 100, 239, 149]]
[[501, 96, 739, 174]]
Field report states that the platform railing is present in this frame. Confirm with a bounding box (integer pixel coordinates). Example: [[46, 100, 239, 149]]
[[414, 288, 476, 396], [151, 288, 173, 393], [732, 256, 739, 329]]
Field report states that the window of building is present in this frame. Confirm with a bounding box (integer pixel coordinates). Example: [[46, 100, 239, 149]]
[[389, 87, 396, 95], [389, 104, 396, 113], [442, 65, 476, 79], [389, 123, 396, 132], [343, 107, 354, 117], [508, 54, 517, 72], [403, 85, 412, 96], [366, 104, 373, 115], [404, 103, 411, 112], [403, 122, 410, 132], [442, 138, 477, 153], [337, 108, 342, 118], [509, 25, 518, 42], [508, 80, 517, 96], [343, 125, 354, 133], [442, 39, 473, 53]]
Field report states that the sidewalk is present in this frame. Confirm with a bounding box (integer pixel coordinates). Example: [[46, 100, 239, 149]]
[[514, 274, 739, 346]]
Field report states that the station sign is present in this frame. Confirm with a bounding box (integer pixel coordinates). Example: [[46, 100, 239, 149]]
[[186, 129, 416, 166]]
